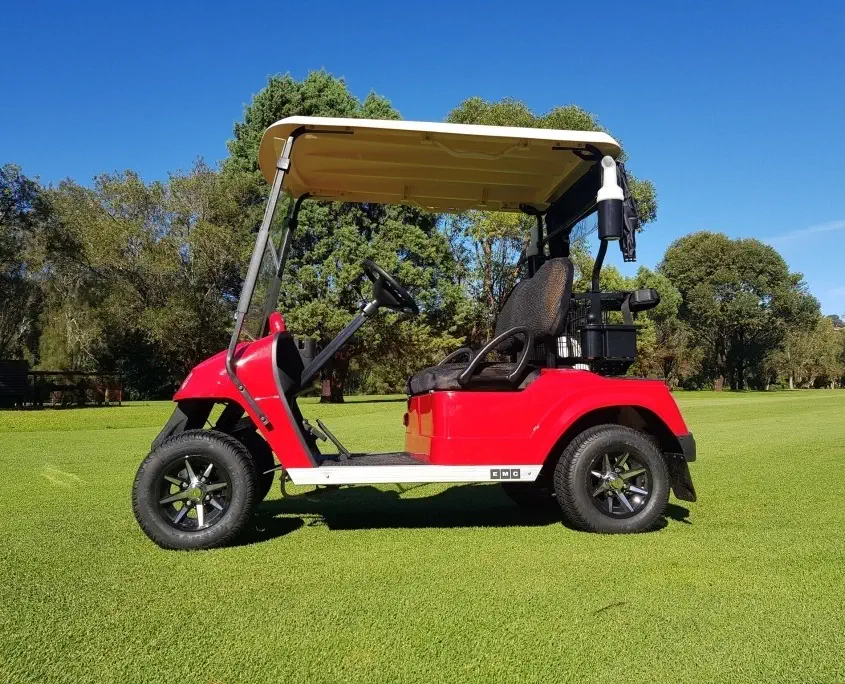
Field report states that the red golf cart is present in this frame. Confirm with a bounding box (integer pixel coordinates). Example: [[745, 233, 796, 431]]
[[132, 117, 696, 549]]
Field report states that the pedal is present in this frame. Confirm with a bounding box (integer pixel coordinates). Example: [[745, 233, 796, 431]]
[[302, 419, 327, 442], [316, 418, 351, 459]]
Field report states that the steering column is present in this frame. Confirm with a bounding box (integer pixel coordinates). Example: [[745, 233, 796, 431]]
[[298, 259, 419, 389]]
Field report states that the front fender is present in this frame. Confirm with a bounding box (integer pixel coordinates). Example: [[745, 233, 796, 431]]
[[174, 346, 245, 403], [173, 335, 314, 469]]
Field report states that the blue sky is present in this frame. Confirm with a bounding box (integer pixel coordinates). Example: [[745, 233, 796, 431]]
[[2, 0, 843, 314]]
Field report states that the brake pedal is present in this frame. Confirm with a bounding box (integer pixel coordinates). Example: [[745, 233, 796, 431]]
[[316, 419, 351, 458]]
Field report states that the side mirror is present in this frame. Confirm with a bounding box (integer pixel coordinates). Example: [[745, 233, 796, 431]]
[[627, 288, 661, 313]]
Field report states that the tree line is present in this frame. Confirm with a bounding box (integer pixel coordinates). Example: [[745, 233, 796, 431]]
[[1, 71, 843, 400]]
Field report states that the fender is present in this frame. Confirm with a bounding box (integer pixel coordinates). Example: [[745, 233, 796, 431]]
[[528, 370, 689, 459], [171, 335, 314, 468], [407, 369, 690, 468]]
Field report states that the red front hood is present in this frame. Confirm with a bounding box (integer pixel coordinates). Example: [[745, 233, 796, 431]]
[[173, 341, 252, 401]]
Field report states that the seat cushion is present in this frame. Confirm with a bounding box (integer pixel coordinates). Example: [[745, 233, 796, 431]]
[[407, 363, 539, 395]]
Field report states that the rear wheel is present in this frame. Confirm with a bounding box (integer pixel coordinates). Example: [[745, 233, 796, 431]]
[[132, 430, 258, 550], [553, 425, 668, 534]]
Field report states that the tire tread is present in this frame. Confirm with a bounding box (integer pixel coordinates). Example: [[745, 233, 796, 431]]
[[132, 429, 258, 550], [553, 424, 668, 534]]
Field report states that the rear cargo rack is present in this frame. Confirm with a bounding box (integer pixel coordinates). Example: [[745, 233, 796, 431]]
[[531, 292, 639, 375]]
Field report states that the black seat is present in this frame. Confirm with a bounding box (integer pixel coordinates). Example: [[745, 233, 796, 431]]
[[407, 362, 541, 395], [407, 258, 573, 394]]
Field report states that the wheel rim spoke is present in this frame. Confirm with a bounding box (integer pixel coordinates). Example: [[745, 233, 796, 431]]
[[616, 491, 635, 512], [160, 490, 191, 505], [157, 455, 230, 531], [587, 450, 651, 518]]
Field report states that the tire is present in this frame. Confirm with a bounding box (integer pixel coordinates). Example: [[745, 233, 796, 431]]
[[231, 425, 276, 502], [132, 430, 258, 550], [501, 478, 557, 512], [553, 424, 669, 534]]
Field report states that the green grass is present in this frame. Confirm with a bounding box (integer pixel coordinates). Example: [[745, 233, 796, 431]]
[[1, 391, 844, 683]]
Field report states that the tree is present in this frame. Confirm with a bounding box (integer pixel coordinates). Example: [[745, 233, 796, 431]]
[[659, 232, 819, 390], [627, 267, 702, 385], [767, 316, 844, 389], [0, 164, 46, 360], [39, 162, 254, 395], [443, 97, 658, 338], [225, 71, 472, 401]]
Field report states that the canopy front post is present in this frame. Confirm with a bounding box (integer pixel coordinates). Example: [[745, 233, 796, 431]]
[[226, 133, 299, 427]]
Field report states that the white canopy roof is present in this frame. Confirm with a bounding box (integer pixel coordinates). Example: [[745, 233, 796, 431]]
[[258, 116, 620, 213]]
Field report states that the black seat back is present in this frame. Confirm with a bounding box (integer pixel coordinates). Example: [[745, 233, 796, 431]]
[[494, 258, 573, 353]]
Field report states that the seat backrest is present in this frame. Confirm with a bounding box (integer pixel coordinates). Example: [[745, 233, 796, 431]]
[[494, 258, 573, 352]]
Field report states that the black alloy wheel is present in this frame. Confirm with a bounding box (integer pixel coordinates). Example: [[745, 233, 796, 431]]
[[586, 449, 652, 518], [132, 430, 258, 550], [554, 424, 669, 534], [156, 454, 232, 531]]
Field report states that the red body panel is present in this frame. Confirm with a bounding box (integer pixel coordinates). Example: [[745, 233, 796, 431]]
[[175, 337, 688, 471], [174, 336, 314, 468], [405, 369, 689, 466]]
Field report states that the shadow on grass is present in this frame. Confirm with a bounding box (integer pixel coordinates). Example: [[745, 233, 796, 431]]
[[256, 483, 560, 534], [241, 486, 693, 544], [665, 503, 692, 525], [235, 515, 305, 546]]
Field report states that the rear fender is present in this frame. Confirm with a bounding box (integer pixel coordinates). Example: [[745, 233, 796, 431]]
[[533, 380, 688, 456], [533, 376, 695, 501]]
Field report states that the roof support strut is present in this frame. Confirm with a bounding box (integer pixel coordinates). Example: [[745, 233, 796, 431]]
[[225, 133, 300, 428]]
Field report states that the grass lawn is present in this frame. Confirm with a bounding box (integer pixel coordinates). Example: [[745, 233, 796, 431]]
[[1, 391, 844, 683]]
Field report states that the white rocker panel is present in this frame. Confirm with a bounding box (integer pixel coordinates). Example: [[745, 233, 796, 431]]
[[286, 464, 541, 486]]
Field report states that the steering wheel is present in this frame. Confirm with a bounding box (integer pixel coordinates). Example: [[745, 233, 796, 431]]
[[361, 259, 419, 315]]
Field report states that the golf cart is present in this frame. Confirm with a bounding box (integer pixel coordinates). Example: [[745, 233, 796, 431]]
[[132, 117, 697, 550]]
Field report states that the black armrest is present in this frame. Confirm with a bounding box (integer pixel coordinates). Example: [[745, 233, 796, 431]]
[[438, 347, 474, 366], [457, 327, 534, 387]]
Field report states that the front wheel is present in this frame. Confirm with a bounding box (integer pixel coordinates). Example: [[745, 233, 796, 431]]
[[554, 425, 669, 534], [132, 430, 258, 550]]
